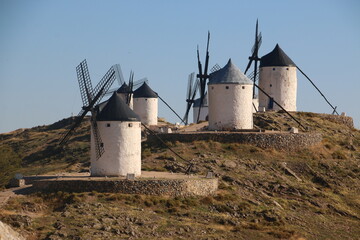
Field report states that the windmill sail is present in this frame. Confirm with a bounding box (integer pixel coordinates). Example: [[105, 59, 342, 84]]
[[244, 19, 262, 99], [183, 72, 199, 125], [106, 75, 148, 97], [76, 60, 94, 107], [196, 32, 211, 123], [91, 115, 104, 159], [126, 71, 134, 105], [113, 64, 125, 86], [210, 64, 221, 73], [59, 60, 117, 159]]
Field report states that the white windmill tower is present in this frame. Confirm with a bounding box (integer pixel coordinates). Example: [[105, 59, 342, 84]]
[[91, 92, 141, 177], [133, 82, 158, 125], [105, 66, 149, 111], [208, 59, 254, 130], [258, 44, 297, 112], [59, 60, 142, 177]]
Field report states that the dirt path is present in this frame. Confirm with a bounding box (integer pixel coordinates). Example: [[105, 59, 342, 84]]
[[0, 185, 33, 207], [179, 122, 208, 132]]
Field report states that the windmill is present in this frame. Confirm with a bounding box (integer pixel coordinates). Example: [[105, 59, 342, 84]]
[[195, 31, 211, 123], [182, 72, 199, 125], [105, 64, 148, 102], [244, 19, 262, 99], [105, 64, 125, 94], [59, 59, 117, 159]]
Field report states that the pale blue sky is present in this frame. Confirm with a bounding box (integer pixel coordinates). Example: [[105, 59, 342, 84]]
[[0, 0, 359, 133]]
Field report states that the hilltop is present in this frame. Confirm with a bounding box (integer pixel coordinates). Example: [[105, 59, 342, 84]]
[[0, 112, 359, 239]]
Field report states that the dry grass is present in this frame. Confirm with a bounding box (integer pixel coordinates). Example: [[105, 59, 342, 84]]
[[0, 113, 360, 239]]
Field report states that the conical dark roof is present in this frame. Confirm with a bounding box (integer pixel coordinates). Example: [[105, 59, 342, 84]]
[[209, 59, 252, 85], [96, 92, 140, 122], [116, 83, 131, 93], [260, 44, 296, 67], [133, 82, 158, 98], [96, 100, 109, 113]]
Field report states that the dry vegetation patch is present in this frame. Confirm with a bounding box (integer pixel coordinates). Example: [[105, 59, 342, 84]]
[[0, 113, 359, 239]]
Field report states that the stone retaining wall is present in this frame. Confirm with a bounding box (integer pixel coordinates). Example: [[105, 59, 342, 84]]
[[33, 178, 218, 197], [148, 132, 322, 151]]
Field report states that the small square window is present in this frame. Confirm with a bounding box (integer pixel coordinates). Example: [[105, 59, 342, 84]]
[[145, 99, 148, 101], [211, 86, 214, 90], [106, 123, 111, 127], [225, 86, 229, 89], [242, 86, 245, 89], [128, 123, 133, 127], [286, 68, 289, 70], [270, 84, 272, 87], [272, 68, 276, 71]]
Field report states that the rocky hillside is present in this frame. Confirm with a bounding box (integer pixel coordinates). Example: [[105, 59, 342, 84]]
[[0, 112, 359, 239]]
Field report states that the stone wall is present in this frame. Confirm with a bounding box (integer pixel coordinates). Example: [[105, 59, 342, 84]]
[[33, 178, 218, 197], [148, 132, 322, 151], [317, 114, 354, 128]]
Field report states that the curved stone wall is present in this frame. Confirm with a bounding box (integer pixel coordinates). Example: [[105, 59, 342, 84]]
[[33, 178, 218, 197], [148, 132, 322, 151]]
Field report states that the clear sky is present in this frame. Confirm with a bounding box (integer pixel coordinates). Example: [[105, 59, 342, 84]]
[[0, 0, 359, 133]]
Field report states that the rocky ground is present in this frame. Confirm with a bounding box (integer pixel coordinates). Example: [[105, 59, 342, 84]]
[[0, 112, 359, 239]]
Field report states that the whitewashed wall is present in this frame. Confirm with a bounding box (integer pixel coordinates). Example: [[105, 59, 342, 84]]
[[258, 66, 297, 111], [208, 83, 253, 130], [133, 98, 158, 125], [90, 121, 141, 177]]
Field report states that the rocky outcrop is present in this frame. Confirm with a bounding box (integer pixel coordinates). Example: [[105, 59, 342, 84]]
[[317, 114, 354, 128], [0, 220, 25, 240]]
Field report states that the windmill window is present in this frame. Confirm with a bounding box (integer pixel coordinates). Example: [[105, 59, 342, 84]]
[[106, 123, 111, 127], [225, 86, 229, 89], [128, 123, 133, 127], [273, 68, 276, 71], [286, 68, 289, 70], [242, 86, 245, 89], [270, 84, 272, 87], [145, 99, 148, 101]]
